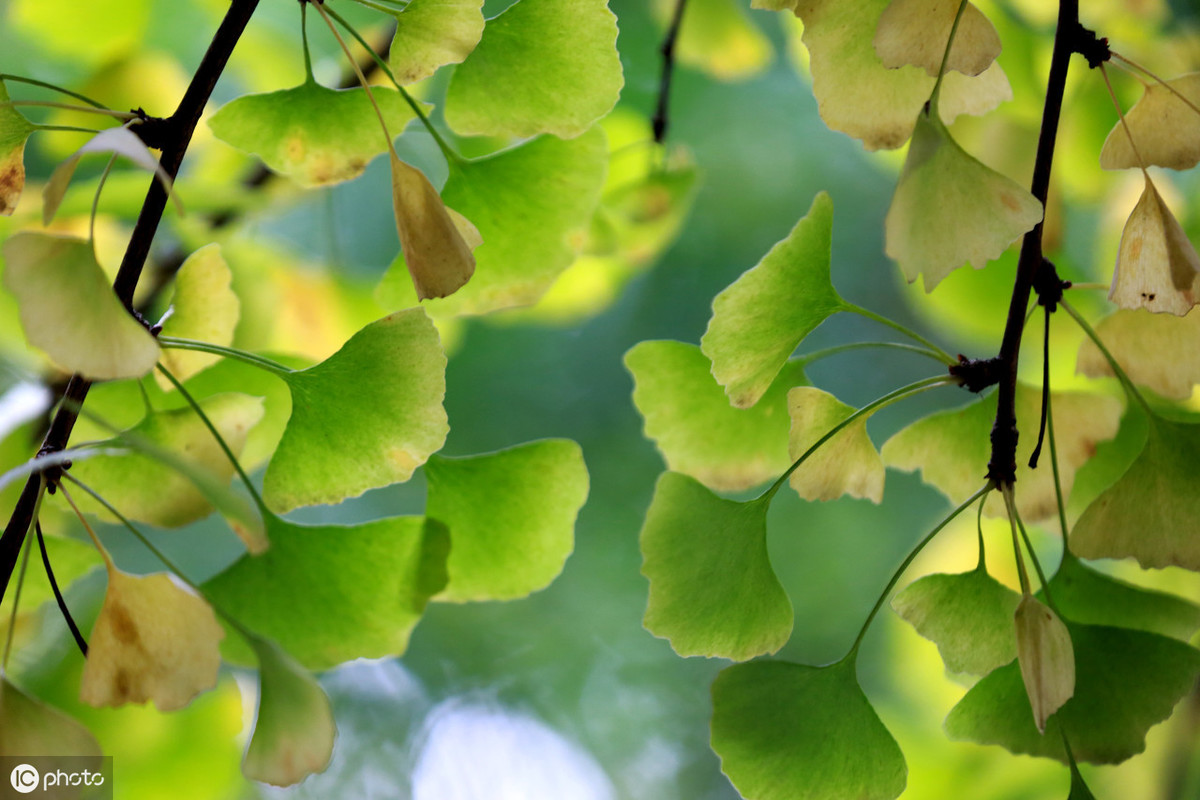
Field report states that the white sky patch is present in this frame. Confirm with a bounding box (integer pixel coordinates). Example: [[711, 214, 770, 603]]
[[0, 381, 51, 440]]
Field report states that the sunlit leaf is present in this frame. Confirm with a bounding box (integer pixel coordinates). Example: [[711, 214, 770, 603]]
[[701, 192, 846, 408], [425, 440, 589, 602], [0, 80, 36, 216], [0, 677, 102, 756], [1076, 308, 1200, 400], [885, 109, 1043, 291], [1071, 414, 1200, 571], [892, 565, 1021, 675], [1, 232, 159, 379], [445, 0, 622, 138], [263, 309, 448, 512], [208, 80, 421, 188], [242, 634, 335, 787], [945, 622, 1200, 763], [390, 152, 477, 300], [157, 244, 240, 386], [787, 386, 884, 502], [882, 384, 1121, 521], [790, 0, 1011, 150], [1107, 174, 1200, 316], [653, 0, 772, 81], [9, 0, 150, 64], [1100, 73, 1200, 171], [625, 341, 807, 491], [1014, 595, 1075, 734], [81, 567, 224, 712], [875, 0, 1000, 77], [711, 659, 907, 800], [386, 0, 485, 85], [377, 128, 607, 316], [204, 514, 449, 670], [641, 472, 791, 660]]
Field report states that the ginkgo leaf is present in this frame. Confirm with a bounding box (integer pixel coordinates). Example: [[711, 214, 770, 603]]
[[208, 80, 421, 188], [891, 565, 1021, 676], [701, 192, 846, 408], [242, 634, 335, 787], [156, 244, 240, 386], [945, 622, 1200, 763], [204, 514, 449, 670], [386, 0, 485, 85], [1071, 414, 1200, 571], [0, 677, 102, 756], [885, 109, 1043, 291], [1014, 595, 1075, 733], [43, 124, 182, 225], [874, 0, 1001, 77], [1076, 308, 1200, 400], [625, 340, 808, 491], [263, 309, 448, 512], [790, 0, 1011, 150], [711, 659, 907, 800], [81, 567, 225, 712], [444, 0, 623, 138], [0, 80, 36, 215], [787, 386, 884, 502], [882, 384, 1122, 521], [641, 472, 791, 660], [653, 0, 772, 81], [390, 152, 477, 300], [377, 128, 607, 316], [69, 393, 264, 529], [601, 159, 700, 265], [1107, 174, 1200, 316], [1, 232, 160, 379], [425, 440, 589, 602], [1047, 552, 1200, 641], [1100, 73, 1200, 171]]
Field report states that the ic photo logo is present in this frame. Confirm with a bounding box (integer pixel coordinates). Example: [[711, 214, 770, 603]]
[[9, 764, 38, 794]]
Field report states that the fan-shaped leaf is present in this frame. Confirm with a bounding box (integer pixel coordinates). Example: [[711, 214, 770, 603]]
[[1107, 174, 1200, 316], [157, 244, 240, 386], [390, 152, 477, 300], [1100, 73, 1200, 171], [1014, 595, 1075, 733], [0, 80, 35, 215], [787, 386, 884, 502], [0, 677, 101, 756], [874, 0, 1001, 77], [1076, 308, 1200, 400], [386, 0, 485, 85]]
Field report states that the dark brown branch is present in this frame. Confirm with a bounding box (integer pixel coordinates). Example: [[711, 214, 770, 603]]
[[652, 0, 688, 144]]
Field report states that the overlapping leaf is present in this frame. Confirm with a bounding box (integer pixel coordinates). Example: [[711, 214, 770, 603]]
[[711, 659, 907, 800], [701, 192, 845, 408], [874, 0, 1001, 77], [1100, 73, 1200, 171], [885, 109, 1043, 291], [425, 440, 589, 602], [208, 81, 421, 187], [1, 232, 159, 379], [0, 677, 102, 756], [1107, 174, 1200, 316], [444, 0, 622, 138], [787, 386, 884, 502], [204, 514, 449, 670], [1014, 595, 1075, 733], [0, 80, 36, 215], [390, 152, 478, 300], [641, 472, 791, 660], [1076, 308, 1200, 400], [626, 340, 807, 491], [263, 309, 448, 512], [157, 244, 240, 386], [386, 0, 485, 85]]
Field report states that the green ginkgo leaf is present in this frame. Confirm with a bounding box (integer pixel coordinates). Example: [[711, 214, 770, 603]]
[[444, 0, 623, 138], [882, 384, 1122, 521], [885, 109, 1043, 291], [0, 677, 102, 756], [204, 514, 449, 670], [157, 243, 240, 387], [263, 309, 448, 512], [1076, 308, 1200, 400], [386, 0, 485, 85], [626, 340, 808, 492], [711, 659, 907, 800], [891, 565, 1021, 676], [0, 80, 36, 215], [787, 386, 884, 503], [377, 128, 607, 316], [208, 80, 421, 188], [641, 472, 791, 660], [874, 0, 1001, 77], [701, 192, 846, 408], [1, 232, 160, 379], [1071, 414, 1200, 571], [242, 634, 335, 787], [425, 440, 589, 602], [945, 622, 1200, 764]]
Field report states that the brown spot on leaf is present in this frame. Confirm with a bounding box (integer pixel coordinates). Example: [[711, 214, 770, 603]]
[[108, 601, 142, 648], [1000, 192, 1021, 212]]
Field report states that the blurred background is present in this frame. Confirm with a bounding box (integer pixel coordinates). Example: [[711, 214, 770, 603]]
[[2, 0, 1200, 797]]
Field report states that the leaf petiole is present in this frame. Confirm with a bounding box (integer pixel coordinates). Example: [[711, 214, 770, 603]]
[[843, 303, 957, 365], [800, 340, 949, 367], [2, 100, 136, 120], [1060, 299, 1152, 414], [0, 74, 110, 109], [157, 336, 295, 377], [929, 0, 971, 110]]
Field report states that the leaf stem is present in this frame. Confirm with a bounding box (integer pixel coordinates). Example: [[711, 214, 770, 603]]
[[0, 74, 110, 109], [89, 154, 119, 245], [36, 522, 88, 657], [1099, 62, 1149, 175], [2, 100, 136, 120], [800, 340, 949, 367], [1060, 298, 1152, 414], [1110, 51, 1200, 120], [930, 0, 971, 110], [849, 483, 992, 657], [842, 304, 956, 365], [1012, 495, 1056, 608], [1046, 383, 1071, 541], [1, 531, 33, 672], [300, 1, 315, 82], [1002, 485, 1032, 595], [32, 124, 102, 135], [157, 336, 295, 376]]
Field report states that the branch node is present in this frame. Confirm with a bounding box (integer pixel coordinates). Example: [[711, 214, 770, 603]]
[[1072, 24, 1111, 68], [950, 355, 1003, 393], [1032, 258, 1070, 312]]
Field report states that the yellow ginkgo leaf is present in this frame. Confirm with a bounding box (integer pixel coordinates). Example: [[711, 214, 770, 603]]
[[81, 567, 224, 712], [1014, 595, 1075, 734], [0, 677, 102, 756], [787, 387, 884, 503], [1100, 74, 1200, 171], [157, 243, 240, 387], [875, 0, 1001, 77], [1076, 308, 1200, 400], [390, 152, 478, 300], [1108, 174, 1200, 316], [885, 109, 1043, 291]]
